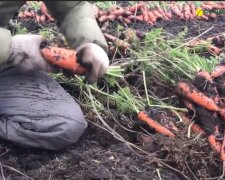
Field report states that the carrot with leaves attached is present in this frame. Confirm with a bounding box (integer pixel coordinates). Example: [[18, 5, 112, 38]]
[[137, 111, 176, 138], [41, 46, 86, 75]]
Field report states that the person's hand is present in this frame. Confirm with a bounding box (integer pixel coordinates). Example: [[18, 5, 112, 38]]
[[5, 34, 57, 72], [75, 43, 109, 84]]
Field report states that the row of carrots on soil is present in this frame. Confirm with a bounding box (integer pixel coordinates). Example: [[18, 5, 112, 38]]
[[41, 44, 225, 161], [95, 1, 225, 26], [18, 2, 54, 23], [177, 67, 225, 161]]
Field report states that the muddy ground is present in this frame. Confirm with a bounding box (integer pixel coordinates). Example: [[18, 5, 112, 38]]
[[2, 5, 225, 180]]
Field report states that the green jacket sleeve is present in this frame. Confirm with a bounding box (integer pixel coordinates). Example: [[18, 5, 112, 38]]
[[44, 1, 108, 52], [0, 28, 12, 65]]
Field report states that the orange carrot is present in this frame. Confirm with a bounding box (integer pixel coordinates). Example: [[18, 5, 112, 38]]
[[208, 134, 222, 154], [189, 2, 196, 17], [211, 65, 225, 79], [123, 17, 131, 24], [177, 82, 220, 112], [196, 71, 213, 83], [111, 8, 124, 16], [137, 111, 176, 138], [148, 11, 156, 24], [103, 33, 130, 49], [183, 4, 191, 20], [140, 6, 149, 22], [41, 47, 86, 75], [99, 15, 108, 22], [207, 45, 221, 56], [127, 3, 144, 13], [221, 132, 225, 160], [152, 9, 162, 19], [180, 114, 205, 134], [40, 2, 53, 21]]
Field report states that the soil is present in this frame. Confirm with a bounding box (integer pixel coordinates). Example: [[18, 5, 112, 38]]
[[2, 2, 225, 180]]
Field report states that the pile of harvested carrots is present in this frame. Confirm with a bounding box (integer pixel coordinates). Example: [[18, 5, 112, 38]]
[[95, 1, 225, 26], [18, 2, 54, 23], [176, 65, 225, 161]]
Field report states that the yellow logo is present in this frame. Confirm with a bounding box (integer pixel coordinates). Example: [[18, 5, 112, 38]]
[[196, 7, 204, 17]]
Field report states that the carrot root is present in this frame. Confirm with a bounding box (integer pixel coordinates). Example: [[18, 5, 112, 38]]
[[137, 111, 176, 138]]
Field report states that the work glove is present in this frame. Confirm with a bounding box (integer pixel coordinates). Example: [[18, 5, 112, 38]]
[[75, 43, 109, 84], [5, 34, 56, 72]]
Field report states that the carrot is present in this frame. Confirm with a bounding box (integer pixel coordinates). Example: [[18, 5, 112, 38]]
[[211, 65, 225, 79], [182, 99, 195, 111], [189, 3, 196, 17], [152, 9, 162, 19], [107, 14, 116, 21], [208, 134, 222, 154], [129, 15, 144, 22], [140, 6, 149, 22], [221, 132, 225, 161], [201, 4, 213, 10], [41, 47, 86, 75], [123, 17, 131, 24], [103, 33, 130, 49], [127, 3, 144, 13], [148, 11, 156, 24], [180, 114, 205, 134], [207, 45, 221, 56], [208, 13, 217, 19], [40, 2, 53, 21], [99, 15, 108, 22], [124, 10, 132, 16], [183, 4, 191, 20], [196, 71, 213, 83], [177, 82, 220, 112], [111, 8, 124, 16], [40, 14, 46, 22], [137, 111, 176, 138]]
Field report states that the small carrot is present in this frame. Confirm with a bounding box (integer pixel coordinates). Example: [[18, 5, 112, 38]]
[[152, 9, 162, 19], [208, 134, 222, 154], [99, 15, 108, 22], [140, 6, 149, 22], [137, 111, 176, 138], [111, 8, 124, 16], [148, 11, 156, 24], [177, 82, 220, 112], [180, 114, 205, 134], [182, 99, 195, 111], [207, 45, 221, 56], [40, 2, 53, 20], [189, 2, 196, 17], [41, 47, 86, 75], [127, 3, 144, 13], [196, 71, 213, 83], [211, 65, 225, 79], [221, 132, 225, 161], [107, 14, 116, 21]]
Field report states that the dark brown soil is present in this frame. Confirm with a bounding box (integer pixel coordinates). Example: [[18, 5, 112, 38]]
[[3, 2, 225, 180]]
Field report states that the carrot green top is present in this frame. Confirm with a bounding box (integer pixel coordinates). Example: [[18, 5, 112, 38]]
[[0, 1, 108, 65]]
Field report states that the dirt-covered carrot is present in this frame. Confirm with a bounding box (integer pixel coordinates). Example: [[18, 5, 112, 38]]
[[137, 111, 176, 138], [41, 47, 86, 75], [177, 82, 220, 112], [180, 114, 205, 134], [208, 134, 222, 154], [196, 71, 213, 83], [221, 132, 225, 160], [211, 65, 225, 79], [103, 33, 130, 49]]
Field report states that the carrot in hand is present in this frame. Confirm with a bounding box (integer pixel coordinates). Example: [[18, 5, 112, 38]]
[[137, 111, 176, 138], [41, 47, 86, 75]]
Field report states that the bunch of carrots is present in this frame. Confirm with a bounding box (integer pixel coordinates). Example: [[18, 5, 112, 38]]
[[18, 2, 54, 23], [95, 1, 225, 27], [177, 65, 225, 161]]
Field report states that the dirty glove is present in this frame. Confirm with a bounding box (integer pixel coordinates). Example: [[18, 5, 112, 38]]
[[5, 34, 56, 72], [76, 43, 109, 84]]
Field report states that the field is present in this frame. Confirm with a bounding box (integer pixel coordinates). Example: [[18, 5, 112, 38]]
[[2, 1, 225, 180]]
